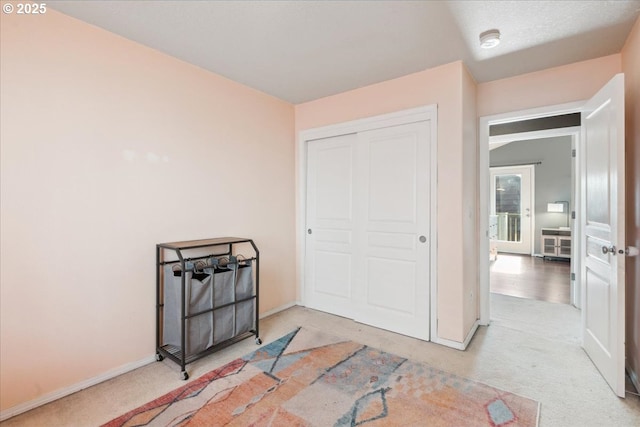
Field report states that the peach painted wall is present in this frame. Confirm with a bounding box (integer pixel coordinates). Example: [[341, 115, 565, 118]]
[[462, 65, 478, 335], [0, 9, 295, 412], [477, 54, 622, 117], [295, 61, 477, 343], [622, 16, 640, 388]]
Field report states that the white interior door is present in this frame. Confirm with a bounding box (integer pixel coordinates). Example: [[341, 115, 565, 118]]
[[305, 134, 357, 319], [355, 122, 431, 340], [581, 73, 625, 397], [490, 165, 533, 254]]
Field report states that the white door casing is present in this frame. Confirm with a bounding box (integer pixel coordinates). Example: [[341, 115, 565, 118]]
[[489, 165, 534, 255], [581, 73, 626, 397], [300, 106, 437, 342]]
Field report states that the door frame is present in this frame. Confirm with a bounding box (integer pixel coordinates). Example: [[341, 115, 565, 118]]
[[489, 164, 535, 255], [479, 101, 584, 325], [296, 105, 439, 339]]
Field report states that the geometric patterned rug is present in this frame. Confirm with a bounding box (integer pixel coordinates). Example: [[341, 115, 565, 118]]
[[102, 327, 540, 426]]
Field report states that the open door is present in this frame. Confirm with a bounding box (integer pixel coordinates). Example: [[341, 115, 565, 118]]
[[581, 73, 625, 397]]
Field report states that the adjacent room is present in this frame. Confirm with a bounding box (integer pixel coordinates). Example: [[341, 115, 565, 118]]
[[489, 132, 575, 305], [2, 1, 640, 425]]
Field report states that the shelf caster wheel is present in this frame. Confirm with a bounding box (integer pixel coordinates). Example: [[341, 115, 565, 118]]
[[155, 353, 164, 362], [180, 371, 189, 381], [255, 337, 262, 345]]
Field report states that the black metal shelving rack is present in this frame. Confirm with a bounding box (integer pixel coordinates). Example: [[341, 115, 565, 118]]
[[155, 237, 261, 380]]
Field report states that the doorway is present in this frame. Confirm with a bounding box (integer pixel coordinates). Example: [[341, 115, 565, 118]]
[[478, 102, 584, 325], [489, 136, 574, 305], [487, 133, 578, 309]]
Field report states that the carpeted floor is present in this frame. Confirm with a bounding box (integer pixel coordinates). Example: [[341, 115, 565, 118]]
[[103, 327, 539, 426], [2, 294, 640, 426]]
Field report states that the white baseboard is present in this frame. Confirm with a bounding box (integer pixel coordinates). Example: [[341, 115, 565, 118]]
[[0, 355, 155, 422], [433, 320, 480, 351]]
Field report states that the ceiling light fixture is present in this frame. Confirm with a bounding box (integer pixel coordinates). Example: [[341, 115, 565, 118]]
[[480, 29, 501, 49]]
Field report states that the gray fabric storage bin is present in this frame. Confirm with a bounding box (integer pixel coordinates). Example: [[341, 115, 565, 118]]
[[232, 263, 253, 301], [228, 256, 254, 335], [207, 257, 254, 343], [235, 300, 254, 335], [205, 263, 234, 307], [206, 259, 236, 345], [213, 305, 235, 345], [163, 264, 214, 357]]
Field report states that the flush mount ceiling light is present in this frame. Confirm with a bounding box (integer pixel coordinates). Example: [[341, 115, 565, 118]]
[[480, 29, 501, 49]]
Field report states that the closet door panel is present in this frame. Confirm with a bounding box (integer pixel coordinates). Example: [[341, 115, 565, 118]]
[[366, 133, 417, 226], [366, 258, 416, 314], [355, 122, 431, 340], [304, 134, 357, 318]]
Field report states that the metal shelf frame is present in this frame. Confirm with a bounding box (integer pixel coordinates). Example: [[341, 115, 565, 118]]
[[155, 237, 260, 380]]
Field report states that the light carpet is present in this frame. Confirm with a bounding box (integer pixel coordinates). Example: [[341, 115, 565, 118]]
[[103, 327, 540, 426]]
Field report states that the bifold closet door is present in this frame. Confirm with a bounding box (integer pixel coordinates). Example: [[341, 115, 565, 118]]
[[305, 121, 431, 341]]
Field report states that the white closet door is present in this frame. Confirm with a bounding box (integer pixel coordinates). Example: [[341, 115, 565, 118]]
[[304, 120, 432, 341], [304, 134, 357, 318], [354, 122, 431, 340]]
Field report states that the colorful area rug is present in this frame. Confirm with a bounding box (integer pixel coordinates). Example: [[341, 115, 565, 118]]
[[103, 327, 540, 426]]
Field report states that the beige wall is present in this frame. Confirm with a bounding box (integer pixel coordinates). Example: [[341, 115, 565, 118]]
[[461, 65, 478, 335], [477, 54, 621, 117], [622, 16, 640, 388], [295, 61, 478, 343], [0, 10, 296, 411]]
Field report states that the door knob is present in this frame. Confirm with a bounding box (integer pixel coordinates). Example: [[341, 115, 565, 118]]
[[307, 229, 312, 235], [419, 235, 427, 243], [601, 245, 616, 255]]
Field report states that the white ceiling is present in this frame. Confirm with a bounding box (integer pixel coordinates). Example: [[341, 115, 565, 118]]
[[49, 0, 640, 104]]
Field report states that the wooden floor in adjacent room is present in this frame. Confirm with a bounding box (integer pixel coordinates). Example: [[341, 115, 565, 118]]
[[490, 253, 571, 304]]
